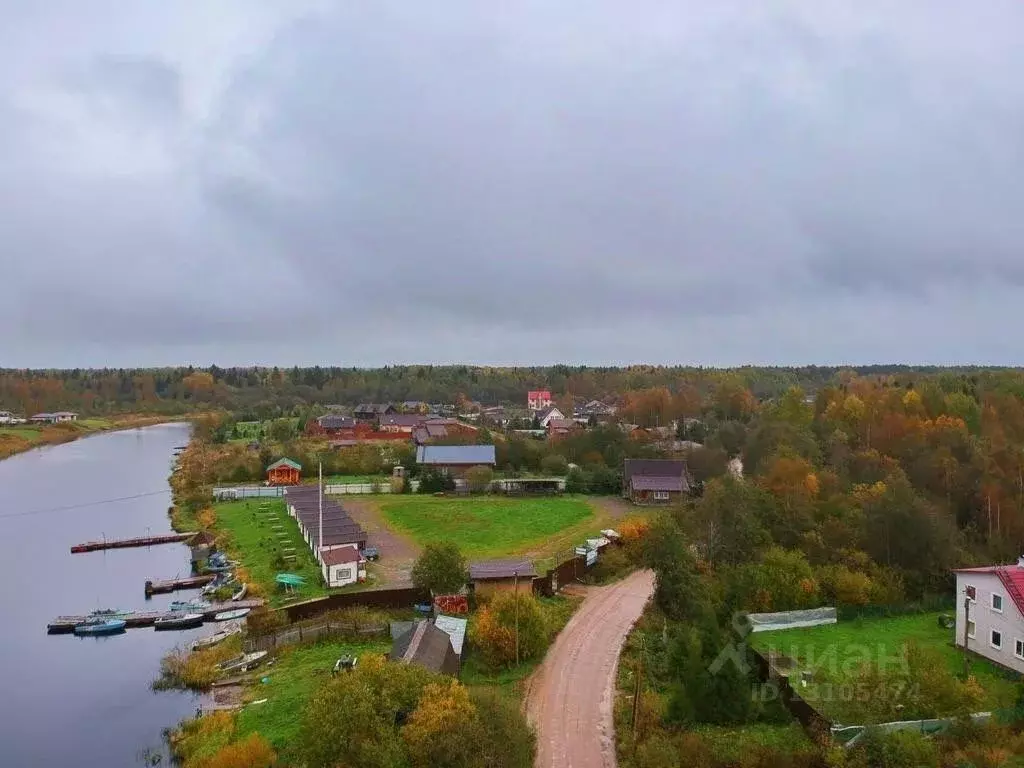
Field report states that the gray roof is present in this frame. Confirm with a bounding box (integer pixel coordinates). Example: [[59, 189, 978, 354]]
[[379, 414, 425, 427], [434, 615, 468, 655], [416, 445, 496, 466], [469, 558, 536, 580], [630, 475, 685, 492], [389, 620, 460, 675], [318, 414, 356, 430]]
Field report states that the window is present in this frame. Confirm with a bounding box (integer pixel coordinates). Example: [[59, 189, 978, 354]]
[[991, 630, 1002, 650], [992, 593, 1004, 612], [965, 584, 976, 602], [653, 491, 670, 500], [1016, 639, 1024, 661], [334, 567, 352, 581], [967, 620, 976, 639]]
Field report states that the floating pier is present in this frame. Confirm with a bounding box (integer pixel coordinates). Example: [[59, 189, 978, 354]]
[[70, 531, 197, 554], [47, 599, 265, 634], [144, 574, 217, 596]]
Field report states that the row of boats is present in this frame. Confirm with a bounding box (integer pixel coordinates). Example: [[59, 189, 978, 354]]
[[72, 602, 252, 636]]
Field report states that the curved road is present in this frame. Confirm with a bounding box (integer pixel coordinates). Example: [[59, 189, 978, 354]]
[[526, 569, 656, 768]]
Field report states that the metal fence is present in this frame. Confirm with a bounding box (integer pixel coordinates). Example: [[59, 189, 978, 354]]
[[212, 486, 285, 501]]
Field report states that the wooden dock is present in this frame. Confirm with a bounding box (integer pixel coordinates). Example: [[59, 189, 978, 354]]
[[70, 531, 197, 554], [145, 574, 216, 596], [47, 599, 264, 634]]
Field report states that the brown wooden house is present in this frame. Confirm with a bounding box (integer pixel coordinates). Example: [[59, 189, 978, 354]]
[[267, 457, 302, 486], [622, 458, 690, 505]]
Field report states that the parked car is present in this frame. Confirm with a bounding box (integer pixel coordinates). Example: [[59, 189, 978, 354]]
[[362, 546, 380, 561]]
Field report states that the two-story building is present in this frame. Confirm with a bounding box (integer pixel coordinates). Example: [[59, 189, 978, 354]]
[[954, 559, 1024, 674]]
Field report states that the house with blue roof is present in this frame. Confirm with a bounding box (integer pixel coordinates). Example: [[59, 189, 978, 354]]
[[415, 444, 496, 477]]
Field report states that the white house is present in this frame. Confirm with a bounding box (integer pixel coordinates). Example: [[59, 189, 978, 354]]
[[30, 411, 78, 424], [954, 559, 1024, 674], [320, 543, 364, 588], [0, 411, 13, 424], [534, 406, 565, 428]]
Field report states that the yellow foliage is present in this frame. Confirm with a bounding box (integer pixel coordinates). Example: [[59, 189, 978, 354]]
[[197, 507, 217, 529], [841, 394, 866, 422], [402, 680, 478, 767], [618, 517, 651, 543], [196, 734, 277, 768]]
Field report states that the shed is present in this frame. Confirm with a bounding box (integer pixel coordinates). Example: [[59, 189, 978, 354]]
[[267, 458, 302, 486], [469, 558, 536, 598], [320, 543, 362, 587], [389, 620, 461, 676]]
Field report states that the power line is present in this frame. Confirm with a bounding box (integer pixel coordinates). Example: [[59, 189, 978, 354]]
[[0, 489, 172, 520]]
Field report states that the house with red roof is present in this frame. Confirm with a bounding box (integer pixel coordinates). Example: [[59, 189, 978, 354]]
[[527, 390, 552, 411], [954, 558, 1024, 673]]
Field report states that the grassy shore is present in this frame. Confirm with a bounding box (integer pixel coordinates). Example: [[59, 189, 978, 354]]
[[378, 495, 595, 559], [0, 414, 178, 461]]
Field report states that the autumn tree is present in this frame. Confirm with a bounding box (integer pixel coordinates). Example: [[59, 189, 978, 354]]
[[402, 680, 479, 768], [470, 591, 548, 669], [411, 542, 468, 595]]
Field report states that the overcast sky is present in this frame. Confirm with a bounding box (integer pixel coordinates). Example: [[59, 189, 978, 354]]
[[3, 2, 1023, 368]]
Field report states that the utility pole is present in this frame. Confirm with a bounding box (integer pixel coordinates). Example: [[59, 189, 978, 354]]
[[512, 569, 520, 671], [962, 591, 972, 679], [318, 461, 323, 553]]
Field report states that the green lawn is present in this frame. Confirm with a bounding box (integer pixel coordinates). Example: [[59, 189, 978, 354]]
[[378, 495, 595, 559], [0, 426, 42, 439], [214, 499, 328, 605], [236, 639, 390, 754], [690, 723, 813, 762], [750, 612, 1019, 721]]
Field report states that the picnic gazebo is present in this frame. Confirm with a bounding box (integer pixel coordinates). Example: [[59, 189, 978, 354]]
[[266, 457, 301, 486]]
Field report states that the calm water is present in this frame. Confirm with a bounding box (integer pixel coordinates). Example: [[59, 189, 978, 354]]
[[0, 423, 205, 767]]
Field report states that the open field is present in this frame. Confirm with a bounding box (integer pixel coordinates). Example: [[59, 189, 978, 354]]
[[235, 639, 390, 754], [749, 612, 1019, 721], [378, 495, 595, 559], [213, 499, 329, 605]]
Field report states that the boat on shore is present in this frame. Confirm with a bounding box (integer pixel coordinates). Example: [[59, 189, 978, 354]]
[[191, 626, 241, 652], [231, 583, 247, 601], [213, 608, 250, 622], [74, 618, 126, 636], [154, 613, 203, 631], [217, 650, 267, 673]]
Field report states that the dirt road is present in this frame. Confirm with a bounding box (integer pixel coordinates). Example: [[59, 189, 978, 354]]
[[341, 498, 420, 586], [525, 569, 656, 768]]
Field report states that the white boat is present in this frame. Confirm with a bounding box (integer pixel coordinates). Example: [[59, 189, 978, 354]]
[[231, 583, 248, 601], [190, 626, 242, 652], [213, 608, 251, 622], [217, 650, 267, 673]]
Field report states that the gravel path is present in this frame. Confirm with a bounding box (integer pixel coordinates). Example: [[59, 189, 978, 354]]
[[340, 498, 420, 586], [525, 569, 655, 768]]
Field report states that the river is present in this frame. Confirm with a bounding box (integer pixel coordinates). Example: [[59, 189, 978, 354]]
[[0, 423, 204, 767]]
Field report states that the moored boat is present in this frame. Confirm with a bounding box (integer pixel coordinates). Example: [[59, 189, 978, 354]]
[[191, 626, 241, 652], [231, 583, 248, 601], [154, 613, 203, 631], [74, 618, 126, 636], [213, 608, 250, 622]]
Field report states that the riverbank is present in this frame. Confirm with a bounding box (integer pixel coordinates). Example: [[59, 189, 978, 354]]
[[0, 413, 188, 461]]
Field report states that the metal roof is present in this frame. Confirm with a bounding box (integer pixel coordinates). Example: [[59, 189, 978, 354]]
[[630, 475, 685, 492], [434, 615, 468, 655], [266, 458, 301, 471], [469, 558, 536, 580], [416, 445, 496, 465]]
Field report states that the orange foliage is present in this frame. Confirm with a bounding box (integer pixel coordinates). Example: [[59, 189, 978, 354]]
[[618, 518, 651, 543], [196, 733, 276, 768], [197, 507, 217, 529]]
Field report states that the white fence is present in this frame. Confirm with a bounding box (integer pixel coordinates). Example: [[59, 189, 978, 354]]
[[212, 486, 286, 501], [214, 481, 420, 500]]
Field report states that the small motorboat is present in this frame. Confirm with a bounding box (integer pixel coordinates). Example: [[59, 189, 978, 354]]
[[154, 613, 203, 631], [169, 600, 211, 612], [231, 583, 248, 601], [217, 650, 267, 673], [74, 618, 126, 636], [213, 608, 250, 622], [191, 626, 241, 652]]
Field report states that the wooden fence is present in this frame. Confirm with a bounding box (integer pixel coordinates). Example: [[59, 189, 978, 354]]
[[282, 586, 430, 622], [245, 619, 387, 652]]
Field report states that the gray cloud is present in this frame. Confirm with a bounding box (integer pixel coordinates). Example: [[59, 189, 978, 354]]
[[2, 1, 1024, 367]]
